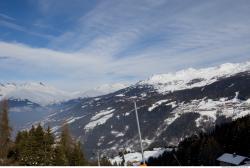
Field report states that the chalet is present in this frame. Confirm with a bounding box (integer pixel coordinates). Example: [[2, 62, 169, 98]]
[[217, 153, 249, 166]]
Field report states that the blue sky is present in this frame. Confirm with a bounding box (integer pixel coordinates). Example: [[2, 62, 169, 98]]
[[0, 0, 250, 91]]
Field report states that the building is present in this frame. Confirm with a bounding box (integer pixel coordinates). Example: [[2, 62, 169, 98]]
[[217, 153, 249, 166]]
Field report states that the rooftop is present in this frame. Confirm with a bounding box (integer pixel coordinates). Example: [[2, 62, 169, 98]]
[[217, 153, 248, 165]]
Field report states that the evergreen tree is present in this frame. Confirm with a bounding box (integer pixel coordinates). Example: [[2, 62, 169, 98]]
[[100, 156, 112, 166], [14, 130, 28, 164], [0, 100, 12, 165], [44, 126, 55, 165], [12, 123, 88, 166], [16, 125, 42, 165], [70, 141, 86, 166], [113, 161, 118, 166], [15, 124, 53, 166], [60, 123, 73, 156], [34, 124, 46, 165], [53, 144, 68, 166], [198, 137, 222, 165], [118, 151, 125, 166]]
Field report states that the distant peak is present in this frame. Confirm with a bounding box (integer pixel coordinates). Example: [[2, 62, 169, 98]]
[[0, 81, 73, 106], [140, 61, 250, 93], [39, 82, 45, 86], [76, 83, 130, 98]]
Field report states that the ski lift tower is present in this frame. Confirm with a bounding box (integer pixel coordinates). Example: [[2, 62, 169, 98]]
[[133, 100, 146, 165]]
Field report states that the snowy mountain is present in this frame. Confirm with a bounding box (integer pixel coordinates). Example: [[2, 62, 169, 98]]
[[141, 62, 250, 93], [28, 61, 250, 159], [0, 82, 129, 105], [0, 82, 73, 106], [0, 82, 73, 134], [5, 61, 250, 159], [1, 82, 129, 135], [75, 83, 129, 98]]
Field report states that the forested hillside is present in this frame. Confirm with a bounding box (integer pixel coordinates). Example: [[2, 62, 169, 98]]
[[147, 115, 250, 166]]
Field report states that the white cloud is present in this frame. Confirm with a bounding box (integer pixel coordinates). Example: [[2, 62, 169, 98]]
[[1, 0, 250, 91]]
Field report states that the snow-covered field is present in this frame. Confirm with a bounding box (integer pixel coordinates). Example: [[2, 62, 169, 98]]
[[110, 148, 167, 165]]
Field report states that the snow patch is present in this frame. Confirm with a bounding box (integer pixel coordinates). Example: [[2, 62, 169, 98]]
[[232, 91, 240, 102], [125, 125, 129, 131], [66, 116, 85, 124], [165, 101, 177, 108], [111, 130, 125, 137], [84, 109, 115, 131], [51, 126, 60, 133], [94, 98, 100, 101], [110, 148, 166, 166], [148, 99, 170, 111], [81, 105, 87, 108], [116, 94, 125, 97], [125, 112, 130, 116]]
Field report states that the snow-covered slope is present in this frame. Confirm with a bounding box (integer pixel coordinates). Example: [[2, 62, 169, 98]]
[[140, 62, 250, 93], [0, 82, 129, 105], [0, 82, 73, 106], [75, 83, 129, 98], [35, 61, 250, 159]]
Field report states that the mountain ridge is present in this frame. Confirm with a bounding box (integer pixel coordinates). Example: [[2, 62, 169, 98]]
[[2, 61, 250, 105], [3, 61, 250, 159], [36, 64, 250, 158]]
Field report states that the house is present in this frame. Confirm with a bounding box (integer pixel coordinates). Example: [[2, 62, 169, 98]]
[[217, 153, 249, 166]]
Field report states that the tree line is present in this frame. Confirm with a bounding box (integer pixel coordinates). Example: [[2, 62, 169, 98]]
[[147, 115, 250, 166], [0, 100, 88, 166]]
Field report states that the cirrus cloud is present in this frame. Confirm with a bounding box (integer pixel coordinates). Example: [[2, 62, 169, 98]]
[[0, 0, 250, 91]]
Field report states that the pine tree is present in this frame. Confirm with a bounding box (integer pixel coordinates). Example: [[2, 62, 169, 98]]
[[54, 123, 87, 166], [11, 122, 89, 166], [16, 124, 47, 166], [14, 130, 28, 164], [12, 121, 89, 166], [0, 100, 12, 165], [70, 141, 86, 166], [100, 156, 112, 166], [44, 126, 55, 165], [113, 161, 118, 166], [31, 124, 45, 165], [25, 126, 37, 165], [53, 144, 68, 166], [60, 123, 73, 151], [118, 151, 125, 166], [59, 123, 73, 164]]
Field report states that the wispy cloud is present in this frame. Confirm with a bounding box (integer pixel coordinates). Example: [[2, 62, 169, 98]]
[[0, 0, 250, 90], [0, 14, 55, 39], [0, 13, 15, 21]]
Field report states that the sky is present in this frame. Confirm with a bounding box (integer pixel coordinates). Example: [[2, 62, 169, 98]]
[[0, 0, 250, 91]]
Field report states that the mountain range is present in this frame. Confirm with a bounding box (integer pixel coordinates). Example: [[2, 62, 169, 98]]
[[1, 61, 250, 158]]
